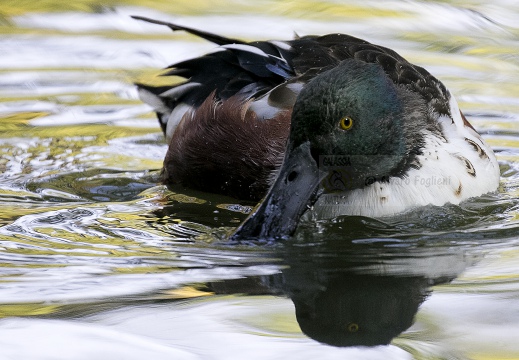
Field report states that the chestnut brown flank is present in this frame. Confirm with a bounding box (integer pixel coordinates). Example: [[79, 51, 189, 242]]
[[162, 94, 291, 200]]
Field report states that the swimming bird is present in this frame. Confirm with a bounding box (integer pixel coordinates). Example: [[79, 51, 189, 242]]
[[133, 16, 500, 240]]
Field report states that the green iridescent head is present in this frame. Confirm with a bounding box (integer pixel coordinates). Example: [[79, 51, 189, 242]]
[[290, 59, 426, 187]]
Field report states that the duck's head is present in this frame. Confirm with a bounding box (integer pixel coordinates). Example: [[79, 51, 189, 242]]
[[230, 59, 427, 241]]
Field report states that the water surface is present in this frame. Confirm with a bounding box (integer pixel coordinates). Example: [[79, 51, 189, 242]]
[[1, 1, 519, 359]]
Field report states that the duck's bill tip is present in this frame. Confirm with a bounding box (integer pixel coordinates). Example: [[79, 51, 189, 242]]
[[228, 141, 326, 242]]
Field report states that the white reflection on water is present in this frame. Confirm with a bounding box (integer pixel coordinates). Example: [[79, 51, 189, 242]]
[[0, 0, 519, 358], [0, 318, 202, 360], [29, 104, 151, 126], [0, 71, 131, 97]]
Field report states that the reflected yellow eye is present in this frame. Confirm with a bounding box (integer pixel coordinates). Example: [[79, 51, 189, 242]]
[[339, 116, 354, 131], [347, 322, 359, 333]]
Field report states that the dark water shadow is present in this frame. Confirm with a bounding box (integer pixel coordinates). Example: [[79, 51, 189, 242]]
[[25, 168, 159, 202]]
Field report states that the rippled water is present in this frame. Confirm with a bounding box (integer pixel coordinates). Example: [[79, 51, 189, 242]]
[[1, 1, 519, 359]]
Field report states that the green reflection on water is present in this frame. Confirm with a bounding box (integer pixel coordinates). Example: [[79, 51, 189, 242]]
[[1, 0, 405, 17], [0, 1, 518, 358]]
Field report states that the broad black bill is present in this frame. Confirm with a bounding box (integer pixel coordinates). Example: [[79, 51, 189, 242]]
[[229, 141, 326, 241]]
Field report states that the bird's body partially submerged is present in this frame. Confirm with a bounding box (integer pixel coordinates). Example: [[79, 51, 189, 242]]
[[134, 16, 500, 240]]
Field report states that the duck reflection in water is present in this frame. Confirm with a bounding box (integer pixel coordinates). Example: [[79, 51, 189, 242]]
[[285, 271, 429, 346], [207, 240, 470, 347]]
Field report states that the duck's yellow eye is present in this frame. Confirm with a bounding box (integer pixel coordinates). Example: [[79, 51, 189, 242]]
[[339, 116, 354, 131]]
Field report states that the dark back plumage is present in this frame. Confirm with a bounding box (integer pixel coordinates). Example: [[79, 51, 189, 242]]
[[135, 16, 452, 127]]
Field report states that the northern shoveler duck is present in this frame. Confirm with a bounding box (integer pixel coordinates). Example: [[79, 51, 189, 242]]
[[133, 16, 500, 240]]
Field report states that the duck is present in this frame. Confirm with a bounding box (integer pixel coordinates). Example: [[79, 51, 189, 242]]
[[132, 16, 500, 240]]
